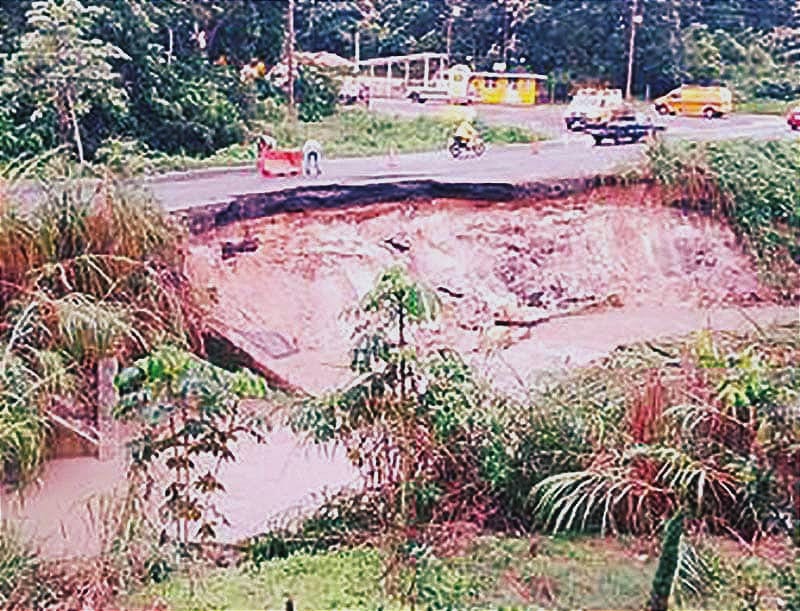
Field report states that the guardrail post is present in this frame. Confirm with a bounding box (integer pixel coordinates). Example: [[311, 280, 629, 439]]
[[97, 356, 119, 461]]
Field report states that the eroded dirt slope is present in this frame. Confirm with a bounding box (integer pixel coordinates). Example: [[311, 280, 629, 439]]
[[188, 185, 790, 395]]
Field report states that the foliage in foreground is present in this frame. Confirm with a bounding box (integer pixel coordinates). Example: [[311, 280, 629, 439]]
[[528, 326, 800, 543], [115, 346, 272, 546], [294, 266, 800, 548], [646, 138, 800, 295], [285, 265, 799, 611], [0, 173, 200, 483]]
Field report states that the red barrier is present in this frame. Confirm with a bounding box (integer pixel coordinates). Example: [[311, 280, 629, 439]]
[[257, 149, 303, 177]]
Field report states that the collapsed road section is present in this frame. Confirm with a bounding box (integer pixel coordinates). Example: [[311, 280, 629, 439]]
[[184, 181, 794, 397]]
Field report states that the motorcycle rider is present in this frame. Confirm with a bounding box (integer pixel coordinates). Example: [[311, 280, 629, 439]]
[[453, 118, 479, 150]]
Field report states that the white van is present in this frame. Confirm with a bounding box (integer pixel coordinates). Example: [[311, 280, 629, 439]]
[[564, 89, 623, 130]]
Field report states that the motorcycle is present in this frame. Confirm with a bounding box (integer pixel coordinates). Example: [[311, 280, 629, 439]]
[[448, 135, 486, 159]]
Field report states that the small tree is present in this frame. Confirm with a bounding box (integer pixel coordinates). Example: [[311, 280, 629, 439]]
[[2, 0, 129, 164], [681, 25, 722, 85], [294, 268, 493, 605], [115, 346, 271, 546]]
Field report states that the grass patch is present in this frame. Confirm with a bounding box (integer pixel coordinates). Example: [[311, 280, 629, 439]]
[[646, 138, 800, 295], [126, 535, 789, 610], [96, 108, 545, 175], [735, 99, 797, 115], [128, 548, 385, 610]]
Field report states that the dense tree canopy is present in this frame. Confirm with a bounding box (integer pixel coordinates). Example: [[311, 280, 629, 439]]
[[2, 0, 800, 163]]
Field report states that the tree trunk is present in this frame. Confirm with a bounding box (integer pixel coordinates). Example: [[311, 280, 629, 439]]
[[65, 88, 85, 165], [647, 511, 683, 611]]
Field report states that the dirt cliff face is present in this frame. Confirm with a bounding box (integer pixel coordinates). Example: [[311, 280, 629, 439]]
[[187, 185, 777, 395]]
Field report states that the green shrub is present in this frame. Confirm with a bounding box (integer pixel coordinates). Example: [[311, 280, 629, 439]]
[[646, 139, 800, 293], [296, 65, 338, 123], [0, 523, 40, 607], [776, 558, 800, 611]]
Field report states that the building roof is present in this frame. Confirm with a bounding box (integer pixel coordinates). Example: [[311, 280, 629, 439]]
[[471, 71, 547, 80], [295, 51, 355, 69], [358, 52, 449, 67]]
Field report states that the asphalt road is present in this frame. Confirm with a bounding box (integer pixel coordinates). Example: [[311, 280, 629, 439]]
[[152, 102, 795, 211], [152, 139, 637, 211], [371, 97, 792, 140]]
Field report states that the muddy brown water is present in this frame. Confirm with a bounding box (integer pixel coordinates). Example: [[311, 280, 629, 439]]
[[5, 186, 798, 558], [2, 428, 357, 558]]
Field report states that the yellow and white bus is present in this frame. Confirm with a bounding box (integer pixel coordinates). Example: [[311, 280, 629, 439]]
[[407, 64, 547, 106], [467, 70, 546, 105]]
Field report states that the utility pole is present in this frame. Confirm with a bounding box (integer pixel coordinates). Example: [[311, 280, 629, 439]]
[[447, 5, 462, 61], [447, 17, 453, 59], [625, 0, 642, 100], [287, 0, 295, 115]]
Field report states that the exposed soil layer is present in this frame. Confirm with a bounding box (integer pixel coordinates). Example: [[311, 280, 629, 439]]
[[187, 185, 790, 396], [179, 175, 627, 235]]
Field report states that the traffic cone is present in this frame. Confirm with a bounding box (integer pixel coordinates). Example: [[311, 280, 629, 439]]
[[386, 144, 398, 168]]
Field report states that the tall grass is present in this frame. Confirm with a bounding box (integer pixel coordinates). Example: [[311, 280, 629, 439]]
[[646, 139, 800, 296], [527, 322, 800, 541], [0, 522, 41, 609], [0, 173, 202, 482]]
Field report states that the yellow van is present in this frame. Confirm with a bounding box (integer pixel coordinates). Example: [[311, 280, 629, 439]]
[[653, 85, 733, 119]]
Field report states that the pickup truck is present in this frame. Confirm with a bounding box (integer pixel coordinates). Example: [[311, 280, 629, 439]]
[[586, 115, 666, 145]]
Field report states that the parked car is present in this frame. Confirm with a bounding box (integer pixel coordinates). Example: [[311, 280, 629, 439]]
[[653, 85, 733, 119], [787, 107, 800, 130], [586, 114, 666, 145]]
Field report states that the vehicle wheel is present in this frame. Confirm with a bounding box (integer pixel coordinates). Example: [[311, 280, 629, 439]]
[[792, 124, 799, 131], [703, 107, 715, 120], [474, 141, 486, 156], [655, 104, 669, 116], [593, 135, 603, 146], [449, 142, 462, 158], [409, 93, 419, 103]]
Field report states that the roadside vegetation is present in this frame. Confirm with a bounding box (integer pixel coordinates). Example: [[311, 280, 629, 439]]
[[5, 0, 800, 177], [126, 266, 799, 610], [0, 0, 538, 178], [0, 166, 203, 485], [94, 109, 540, 176], [646, 138, 800, 296]]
